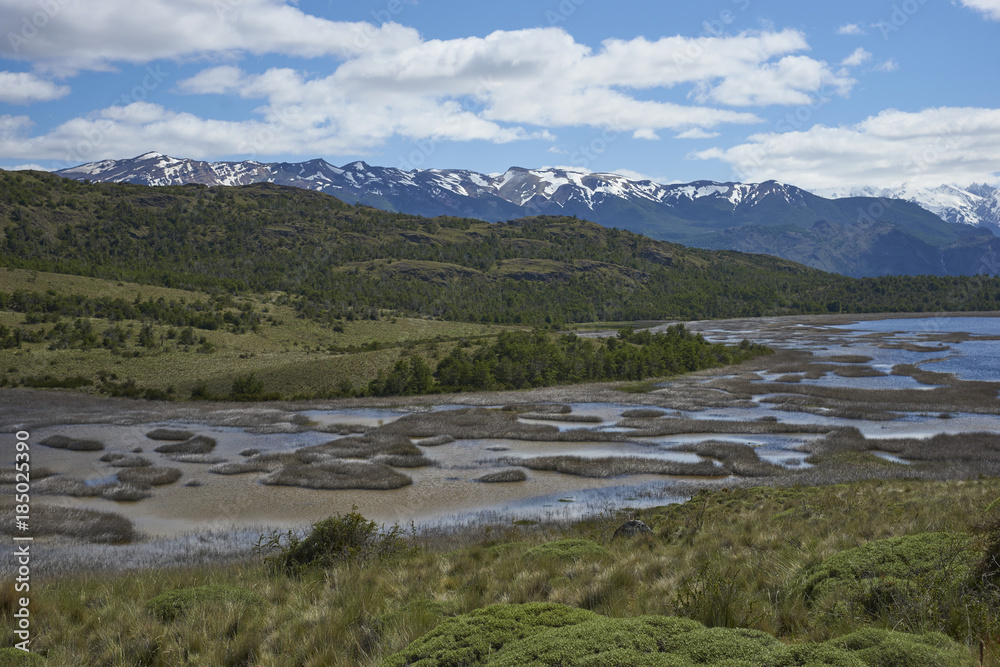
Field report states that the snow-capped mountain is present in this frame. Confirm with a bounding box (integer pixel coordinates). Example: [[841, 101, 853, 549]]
[[55, 152, 819, 228], [52, 152, 1000, 278], [822, 183, 1000, 232]]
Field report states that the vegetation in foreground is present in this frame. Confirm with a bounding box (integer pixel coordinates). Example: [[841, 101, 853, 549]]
[[5, 478, 1000, 665]]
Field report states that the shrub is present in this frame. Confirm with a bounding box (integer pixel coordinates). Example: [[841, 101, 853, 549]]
[[147, 585, 262, 622], [383, 603, 976, 667], [255, 507, 415, 573], [0, 647, 46, 665]]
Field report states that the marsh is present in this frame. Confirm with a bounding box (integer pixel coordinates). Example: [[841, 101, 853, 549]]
[[3, 311, 1000, 572]]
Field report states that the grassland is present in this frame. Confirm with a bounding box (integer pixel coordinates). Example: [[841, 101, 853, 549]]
[[5, 478, 1000, 665], [0, 267, 512, 399]]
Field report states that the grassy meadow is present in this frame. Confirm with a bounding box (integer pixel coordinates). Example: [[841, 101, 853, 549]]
[[0, 267, 512, 400], [4, 478, 1000, 665]]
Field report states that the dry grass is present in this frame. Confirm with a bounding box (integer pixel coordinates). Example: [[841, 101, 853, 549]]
[[33, 476, 153, 501], [519, 413, 603, 423], [116, 467, 183, 486], [165, 454, 228, 464], [502, 403, 572, 414], [478, 469, 528, 483], [153, 435, 217, 455], [100, 453, 152, 467], [505, 455, 726, 478], [674, 441, 786, 477], [260, 460, 412, 490], [0, 466, 55, 483], [0, 504, 135, 543], [145, 428, 195, 441], [621, 409, 669, 418], [38, 435, 104, 451]]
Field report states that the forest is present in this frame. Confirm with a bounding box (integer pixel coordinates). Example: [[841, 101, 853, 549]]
[[2, 169, 999, 327]]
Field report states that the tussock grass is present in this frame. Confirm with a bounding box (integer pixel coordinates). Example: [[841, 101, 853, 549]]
[[164, 454, 228, 464], [260, 460, 412, 490], [38, 435, 104, 451], [381, 407, 559, 440], [153, 435, 216, 454], [11, 478, 1000, 665], [147, 584, 263, 622], [145, 428, 195, 441], [116, 467, 182, 486], [621, 408, 669, 418], [519, 412, 603, 423], [417, 435, 455, 446], [477, 469, 527, 483], [825, 355, 875, 363], [832, 365, 887, 378], [99, 453, 152, 467], [0, 504, 135, 543], [502, 403, 572, 414], [239, 448, 260, 457], [675, 441, 786, 477], [506, 455, 726, 478], [0, 466, 54, 483]]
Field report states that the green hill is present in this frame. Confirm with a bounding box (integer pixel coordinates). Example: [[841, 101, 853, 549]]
[[3, 169, 999, 326]]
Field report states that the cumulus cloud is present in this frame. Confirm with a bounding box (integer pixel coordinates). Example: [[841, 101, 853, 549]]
[[693, 107, 1000, 190], [0, 6, 860, 161], [837, 23, 866, 35], [0, 71, 69, 104], [840, 48, 872, 68], [0, 0, 419, 72], [956, 0, 1000, 20]]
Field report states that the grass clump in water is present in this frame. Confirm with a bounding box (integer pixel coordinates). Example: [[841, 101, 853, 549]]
[[478, 469, 527, 483], [145, 428, 195, 441], [153, 435, 216, 455], [38, 435, 104, 451], [116, 466, 182, 486]]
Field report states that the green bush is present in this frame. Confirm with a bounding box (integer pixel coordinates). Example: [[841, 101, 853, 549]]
[[796, 532, 983, 634], [381, 602, 976, 667], [255, 507, 415, 573], [146, 585, 262, 622]]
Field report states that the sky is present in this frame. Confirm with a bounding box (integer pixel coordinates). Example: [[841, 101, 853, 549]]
[[0, 0, 998, 192]]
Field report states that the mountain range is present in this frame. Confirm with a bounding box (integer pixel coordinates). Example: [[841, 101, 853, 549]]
[[53, 152, 1000, 278]]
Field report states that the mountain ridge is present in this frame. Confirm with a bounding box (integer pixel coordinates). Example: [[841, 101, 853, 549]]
[[50, 153, 1000, 278]]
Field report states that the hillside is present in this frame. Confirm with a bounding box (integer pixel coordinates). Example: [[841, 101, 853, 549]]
[[54, 154, 1000, 278], [3, 170, 1000, 328]]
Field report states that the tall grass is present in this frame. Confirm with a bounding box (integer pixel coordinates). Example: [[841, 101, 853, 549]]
[[7, 478, 1000, 665]]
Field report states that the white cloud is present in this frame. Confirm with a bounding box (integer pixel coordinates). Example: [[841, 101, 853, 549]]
[[0, 0, 420, 72], [693, 107, 1000, 190], [0, 71, 69, 104], [6, 163, 49, 171], [956, 0, 1000, 20], [676, 128, 720, 139], [840, 48, 872, 68], [837, 23, 866, 35], [0, 15, 861, 161], [875, 59, 899, 73]]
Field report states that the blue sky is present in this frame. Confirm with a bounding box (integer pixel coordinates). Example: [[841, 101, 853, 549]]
[[0, 0, 998, 191]]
